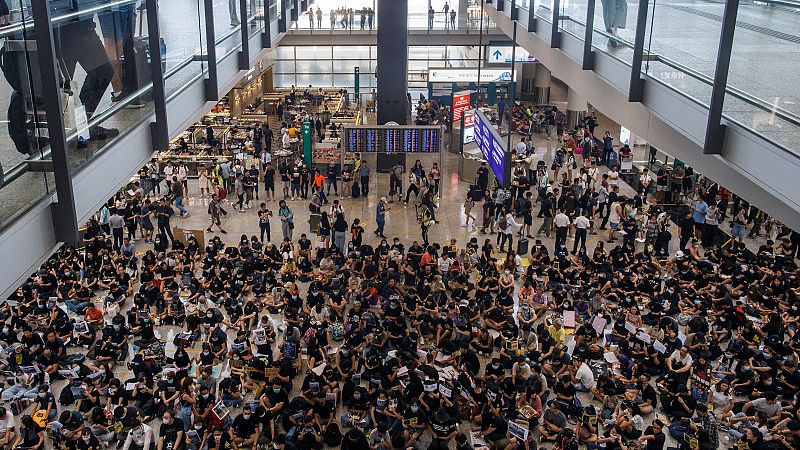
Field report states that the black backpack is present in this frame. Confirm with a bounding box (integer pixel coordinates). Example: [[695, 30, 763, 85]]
[[323, 423, 342, 446], [59, 386, 75, 406]]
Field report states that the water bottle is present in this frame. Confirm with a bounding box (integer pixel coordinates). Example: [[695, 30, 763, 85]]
[[160, 37, 167, 73]]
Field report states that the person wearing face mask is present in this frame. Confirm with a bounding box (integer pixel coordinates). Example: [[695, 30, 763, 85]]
[[121, 419, 155, 450], [731, 361, 757, 396], [185, 419, 209, 450], [342, 387, 369, 428], [31, 385, 57, 422], [399, 399, 427, 448], [156, 411, 185, 450], [260, 381, 288, 443], [194, 344, 217, 377], [76, 428, 102, 450], [221, 404, 258, 450]]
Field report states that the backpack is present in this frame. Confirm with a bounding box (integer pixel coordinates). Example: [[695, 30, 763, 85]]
[[218, 187, 227, 200], [323, 423, 343, 446], [59, 386, 75, 406], [498, 216, 509, 231]]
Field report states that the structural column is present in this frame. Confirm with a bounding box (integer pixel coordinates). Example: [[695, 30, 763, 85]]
[[518, 63, 536, 100], [458, 0, 469, 28], [566, 87, 588, 129], [376, 0, 408, 125], [533, 64, 551, 105], [376, 0, 408, 172]]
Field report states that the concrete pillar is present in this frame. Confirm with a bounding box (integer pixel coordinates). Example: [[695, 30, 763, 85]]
[[533, 64, 551, 105], [458, 0, 469, 28], [519, 62, 536, 100], [377, 0, 408, 172], [230, 88, 242, 117], [511, 62, 523, 99], [566, 87, 587, 129], [377, 0, 408, 125]]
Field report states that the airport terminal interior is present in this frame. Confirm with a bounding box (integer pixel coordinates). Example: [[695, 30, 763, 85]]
[[0, 1, 798, 450]]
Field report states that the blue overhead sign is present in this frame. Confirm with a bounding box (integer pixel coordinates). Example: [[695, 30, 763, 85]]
[[473, 110, 511, 189], [486, 45, 537, 63]]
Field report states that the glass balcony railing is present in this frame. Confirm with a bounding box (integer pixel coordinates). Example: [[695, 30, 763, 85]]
[[505, 0, 800, 157], [288, 4, 499, 33], [0, 0, 290, 231]]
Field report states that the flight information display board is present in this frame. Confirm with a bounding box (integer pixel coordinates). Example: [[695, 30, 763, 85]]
[[384, 129, 401, 153], [403, 129, 420, 153], [344, 126, 442, 153]]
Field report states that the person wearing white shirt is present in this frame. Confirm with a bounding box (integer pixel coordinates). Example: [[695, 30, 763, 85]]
[[607, 166, 620, 187], [554, 211, 570, 252], [572, 214, 591, 254], [515, 137, 528, 155], [526, 151, 539, 185], [282, 131, 290, 150], [588, 162, 600, 190], [121, 420, 155, 450], [639, 168, 653, 196], [497, 210, 521, 253], [0, 406, 15, 449], [437, 254, 453, 275], [572, 357, 597, 391], [329, 200, 344, 219]]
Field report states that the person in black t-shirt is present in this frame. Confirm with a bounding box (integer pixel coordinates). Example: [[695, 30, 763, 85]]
[[157, 411, 184, 450], [637, 419, 666, 450], [224, 404, 258, 449], [428, 407, 457, 450]]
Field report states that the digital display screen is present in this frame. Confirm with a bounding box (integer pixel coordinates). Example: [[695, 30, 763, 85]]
[[346, 128, 361, 154], [462, 111, 475, 145], [420, 129, 439, 153], [344, 126, 441, 154], [384, 129, 401, 153], [473, 110, 510, 188], [403, 129, 420, 153]]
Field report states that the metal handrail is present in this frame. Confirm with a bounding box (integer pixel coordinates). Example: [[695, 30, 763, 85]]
[[0, 0, 141, 40], [512, 5, 800, 130], [0, 12, 248, 190]]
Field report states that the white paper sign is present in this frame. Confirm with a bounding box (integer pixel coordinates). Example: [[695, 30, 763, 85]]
[[625, 321, 637, 334], [591, 316, 607, 336], [74, 104, 91, 141], [653, 340, 667, 354], [563, 311, 576, 328], [253, 328, 268, 346], [636, 331, 652, 343], [508, 420, 530, 441], [438, 384, 452, 397], [603, 352, 619, 363], [311, 363, 327, 376]]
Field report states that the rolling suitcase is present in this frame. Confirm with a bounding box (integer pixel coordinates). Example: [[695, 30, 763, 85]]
[[517, 237, 529, 255], [469, 184, 484, 201]]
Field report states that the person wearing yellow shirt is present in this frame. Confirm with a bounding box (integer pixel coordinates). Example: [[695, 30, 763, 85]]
[[548, 318, 566, 347]]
